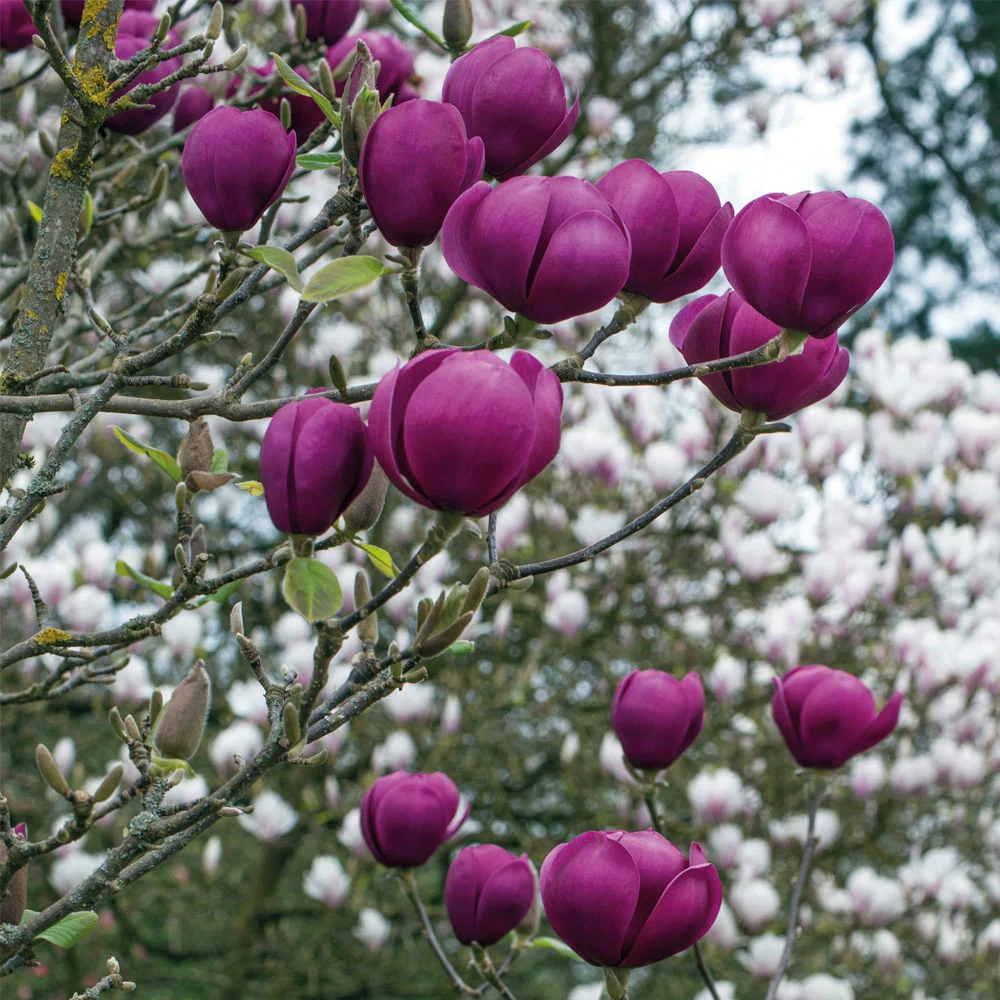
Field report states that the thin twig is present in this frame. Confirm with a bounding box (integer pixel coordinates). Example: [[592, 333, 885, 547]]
[[764, 783, 820, 1000], [400, 871, 473, 995]]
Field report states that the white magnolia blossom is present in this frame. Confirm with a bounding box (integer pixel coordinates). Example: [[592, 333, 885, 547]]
[[383, 682, 436, 724], [49, 850, 104, 895], [353, 907, 391, 953], [238, 790, 298, 842], [688, 769, 744, 825], [371, 730, 418, 773], [738, 932, 785, 977], [338, 808, 371, 859], [202, 836, 222, 877], [729, 878, 781, 931], [302, 855, 351, 909], [209, 721, 265, 776]]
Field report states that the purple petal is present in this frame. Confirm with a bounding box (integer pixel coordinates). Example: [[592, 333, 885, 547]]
[[596, 160, 680, 298], [780, 664, 837, 729], [669, 292, 742, 413], [611, 672, 694, 771], [524, 209, 630, 324], [798, 197, 895, 333], [441, 182, 494, 293], [468, 176, 551, 313], [259, 403, 299, 533], [721, 195, 812, 331], [401, 352, 535, 514], [475, 855, 536, 946], [771, 676, 808, 766], [540, 832, 640, 967], [676, 672, 706, 756], [653, 202, 734, 303], [613, 830, 689, 954], [508, 350, 564, 484], [442, 36, 513, 118], [469, 47, 574, 179], [498, 94, 580, 181], [850, 690, 903, 757], [669, 295, 719, 352], [461, 136, 486, 191], [622, 846, 723, 968], [798, 671, 878, 768], [445, 847, 488, 945], [780, 342, 850, 417]]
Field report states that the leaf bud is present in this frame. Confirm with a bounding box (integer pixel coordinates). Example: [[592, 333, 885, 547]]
[[281, 701, 301, 747], [93, 763, 125, 803], [174, 481, 188, 511], [177, 418, 215, 478], [342, 461, 390, 535], [109, 706, 128, 741], [443, 0, 473, 50], [124, 714, 143, 742], [148, 688, 164, 729], [279, 97, 292, 132], [462, 567, 490, 616], [39, 130, 57, 159], [153, 660, 211, 760], [207, 1, 224, 40], [419, 611, 474, 658], [223, 45, 248, 71], [35, 743, 71, 797], [230, 601, 244, 637]]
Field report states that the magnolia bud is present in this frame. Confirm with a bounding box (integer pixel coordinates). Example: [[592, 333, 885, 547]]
[[148, 689, 164, 728], [93, 763, 125, 803], [35, 743, 70, 797], [318, 58, 336, 103], [342, 461, 390, 534], [420, 611, 474, 658], [462, 567, 489, 616], [124, 714, 142, 742], [223, 45, 248, 71], [443, 0, 473, 49], [174, 481, 188, 511], [294, 1, 307, 43], [281, 701, 301, 747], [177, 418, 215, 478], [154, 660, 211, 760], [153, 13, 172, 46], [230, 601, 244, 637], [39, 130, 57, 159], [147, 163, 168, 203], [515, 858, 541, 939], [207, 1, 224, 40], [279, 97, 292, 132], [109, 706, 128, 741]]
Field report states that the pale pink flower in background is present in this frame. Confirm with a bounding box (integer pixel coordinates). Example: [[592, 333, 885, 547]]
[[202, 836, 222, 877], [383, 683, 436, 725], [705, 902, 741, 952], [730, 877, 781, 931], [354, 908, 390, 953], [209, 721, 264, 776], [58, 585, 112, 632], [440, 694, 462, 735], [49, 851, 105, 895], [371, 731, 417, 773], [162, 775, 209, 809], [850, 756, 887, 799], [688, 769, 744, 825], [543, 588, 590, 638], [738, 933, 785, 977], [226, 679, 269, 725], [560, 731, 581, 766], [238, 790, 297, 842], [708, 653, 747, 702], [338, 808, 370, 860], [303, 856, 351, 909], [586, 96, 619, 137], [161, 609, 203, 659], [735, 471, 797, 525], [644, 440, 688, 492], [599, 732, 637, 787], [708, 824, 743, 868]]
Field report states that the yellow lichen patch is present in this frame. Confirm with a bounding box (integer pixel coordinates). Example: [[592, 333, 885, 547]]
[[51, 146, 77, 181], [56, 273, 68, 301], [74, 63, 110, 105], [81, 0, 112, 41], [33, 627, 74, 645], [25, 309, 37, 320]]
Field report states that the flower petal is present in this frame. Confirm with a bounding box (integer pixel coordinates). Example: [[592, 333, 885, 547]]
[[798, 671, 877, 768], [475, 855, 536, 946], [653, 201, 734, 303], [441, 182, 494, 293], [722, 195, 811, 330], [524, 210, 630, 324], [540, 832, 639, 967], [849, 690, 903, 757], [771, 676, 808, 766], [508, 350, 564, 484]]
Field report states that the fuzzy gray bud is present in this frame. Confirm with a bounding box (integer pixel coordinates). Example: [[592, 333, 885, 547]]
[[342, 461, 389, 534], [35, 743, 70, 797], [153, 660, 211, 760], [443, 0, 473, 49], [93, 763, 124, 803], [0, 830, 28, 926], [281, 701, 301, 747], [230, 601, 244, 637], [223, 45, 248, 71], [109, 706, 128, 741], [177, 418, 215, 478], [207, 1, 224, 40]]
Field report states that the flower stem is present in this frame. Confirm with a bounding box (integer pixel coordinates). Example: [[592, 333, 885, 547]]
[[643, 792, 721, 1000], [764, 783, 820, 1000], [400, 870, 474, 995], [471, 943, 519, 1000]]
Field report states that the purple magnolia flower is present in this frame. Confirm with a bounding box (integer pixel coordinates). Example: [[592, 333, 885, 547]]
[[442, 36, 579, 181], [359, 100, 484, 247], [611, 670, 705, 772], [596, 160, 733, 302], [721, 190, 894, 338], [172, 87, 215, 133], [1, 1, 36, 51], [442, 176, 631, 324], [367, 348, 562, 516], [360, 771, 467, 868], [772, 665, 903, 769], [327, 32, 416, 101], [259, 397, 373, 537], [445, 845, 536, 946], [182, 106, 297, 233], [669, 290, 849, 420], [293, 0, 359, 43], [540, 831, 722, 968], [227, 62, 329, 148], [105, 16, 183, 135]]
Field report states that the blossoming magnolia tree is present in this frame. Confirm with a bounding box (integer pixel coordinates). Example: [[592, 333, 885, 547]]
[[0, 1, 996, 999]]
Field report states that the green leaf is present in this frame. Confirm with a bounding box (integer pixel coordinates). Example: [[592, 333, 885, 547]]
[[243, 246, 304, 292], [282, 557, 343, 622], [388, 0, 445, 48], [447, 640, 475, 656], [297, 151, 343, 171], [116, 559, 174, 600], [208, 579, 242, 604], [111, 426, 182, 483], [357, 542, 399, 579], [270, 53, 341, 127], [236, 480, 264, 497], [211, 448, 229, 474], [491, 19, 532, 39], [27, 201, 43, 224], [300, 256, 386, 303], [22, 910, 99, 948], [530, 936, 581, 961]]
